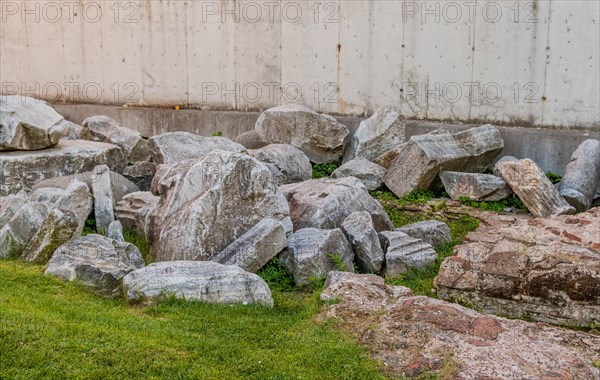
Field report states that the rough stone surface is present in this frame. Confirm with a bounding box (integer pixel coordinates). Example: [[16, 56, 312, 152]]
[[34, 170, 139, 205], [107, 220, 124, 242], [280, 228, 354, 286], [340, 212, 384, 273], [435, 208, 600, 327], [122, 261, 273, 307], [0, 139, 125, 196], [331, 158, 386, 191], [498, 158, 575, 217], [148, 132, 246, 165], [0, 202, 49, 258], [114, 192, 159, 237], [440, 171, 513, 201], [0, 191, 29, 229], [493, 155, 518, 177], [559, 139, 600, 212], [211, 218, 287, 273], [80, 115, 150, 163], [248, 144, 312, 185], [0, 96, 72, 151], [396, 220, 452, 247], [45, 234, 144, 297], [374, 129, 450, 169], [53, 180, 93, 236], [379, 231, 437, 278], [319, 272, 600, 380], [30, 187, 63, 205], [284, 177, 393, 232], [147, 151, 291, 262], [90, 165, 115, 233], [384, 125, 504, 198], [122, 161, 156, 191], [255, 104, 349, 164], [22, 209, 78, 264], [235, 130, 268, 149], [343, 107, 405, 162]]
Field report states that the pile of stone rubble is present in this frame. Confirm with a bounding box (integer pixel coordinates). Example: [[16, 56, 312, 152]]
[[2, 97, 599, 377]]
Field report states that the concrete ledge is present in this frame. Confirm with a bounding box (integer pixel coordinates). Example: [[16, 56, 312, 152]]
[[54, 104, 600, 175]]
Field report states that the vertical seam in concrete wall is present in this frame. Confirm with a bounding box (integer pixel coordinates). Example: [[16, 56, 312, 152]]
[[541, 0, 554, 126], [184, 0, 190, 108], [468, 2, 479, 120], [99, 1, 106, 104], [233, 0, 238, 110], [335, 0, 341, 114]]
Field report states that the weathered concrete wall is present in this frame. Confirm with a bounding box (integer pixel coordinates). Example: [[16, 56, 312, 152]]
[[1, 0, 599, 129], [54, 103, 600, 175]]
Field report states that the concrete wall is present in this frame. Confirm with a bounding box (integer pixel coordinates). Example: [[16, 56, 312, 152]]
[[1, 0, 599, 129]]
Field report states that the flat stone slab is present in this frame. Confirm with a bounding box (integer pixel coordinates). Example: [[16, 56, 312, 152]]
[[320, 271, 600, 380], [0, 139, 124, 196], [122, 261, 273, 307], [435, 207, 600, 327]]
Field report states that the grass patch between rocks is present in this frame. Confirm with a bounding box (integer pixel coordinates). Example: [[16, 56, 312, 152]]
[[371, 190, 480, 297], [0, 260, 384, 380]]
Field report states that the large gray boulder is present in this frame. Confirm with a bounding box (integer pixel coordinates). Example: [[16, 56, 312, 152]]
[[559, 139, 600, 212], [343, 106, 405, 162], [379, 231, 437, 278], [255, 104, 349, 164], [211, 218, 288, 273], [235, 130, 268, 149], [383, 125, 504, 198], [280, 228, 354, 286], [283, 177, 393, 232], [396, 220, 452, 247], [0, 201, 50, 258], [148, 132, 246, 165], [122, 261, 273, 307], [33, 169, 139, 204], [30, 187, 63, 204], [0, 191, 29, 229], [80, 116, 150, 163], [497, 159, 575, 218], [0, 139, 125, 196], [147, 151, 291, 262], [21, 209, 78, 264], [248, 144, 312, 185], [122, 161, 156, 191], [53, 180, 93, 236], [340, 212, 385, 273], [114, 192, 159, 237], [493, 155, 518, 177], [45, 234, 145, 297], [0, 96, 73, 151], [440, 171, 513, 201], [91, 165, 115, 233], [331, 158, 386, 191]]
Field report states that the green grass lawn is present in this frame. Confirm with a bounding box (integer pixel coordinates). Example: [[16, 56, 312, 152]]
[[0, 261, 384, 380]]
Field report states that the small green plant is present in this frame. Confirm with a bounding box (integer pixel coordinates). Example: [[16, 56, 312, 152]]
[[370, 189, 435, 208], [402, 189, 436, 204], [545, 171, 562, 185], [257, 258, 295, 292], [211, 131, 223, 137], [593, 360, 600, 370], [312, 161, 341, 179], [458, 195, 527, 212], [123, 231, 152, 264], [327, 252, 348, 271], [82, 217, 97, 235]]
